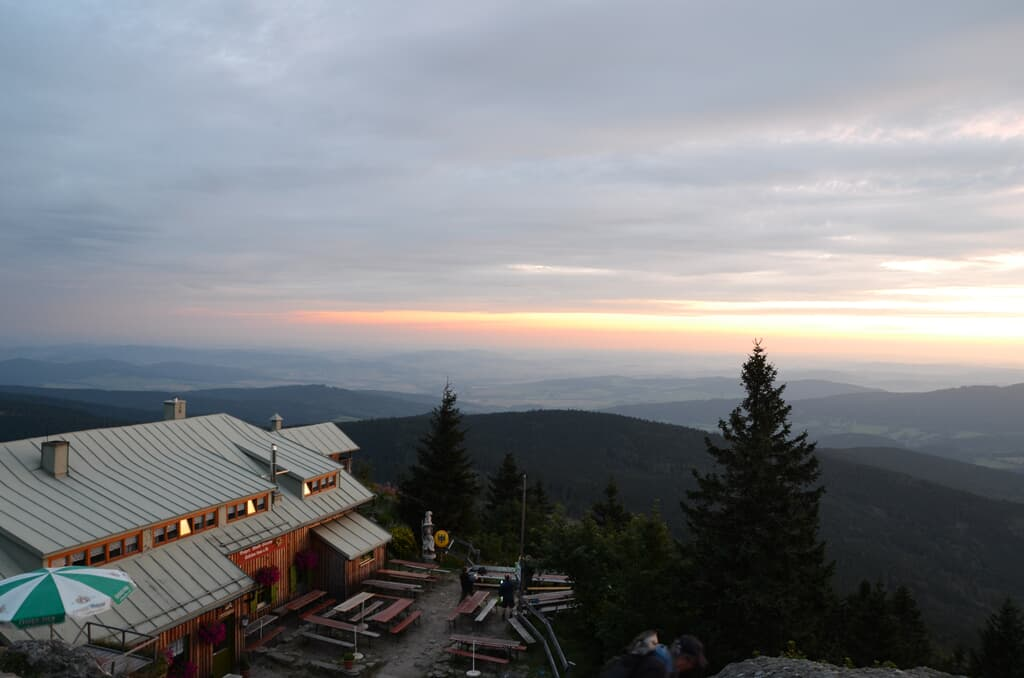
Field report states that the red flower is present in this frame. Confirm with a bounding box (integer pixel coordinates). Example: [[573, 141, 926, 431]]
[[255, 565, 280, 587], [197, 620, 226, 645], [295, 549, 318, 571]]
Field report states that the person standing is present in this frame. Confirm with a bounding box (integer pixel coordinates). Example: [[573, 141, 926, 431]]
[[498, 574, 516, 619], [459, 566, 473, 599]]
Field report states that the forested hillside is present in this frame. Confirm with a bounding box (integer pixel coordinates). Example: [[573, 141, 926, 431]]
[[345, 410, 1024, 642]]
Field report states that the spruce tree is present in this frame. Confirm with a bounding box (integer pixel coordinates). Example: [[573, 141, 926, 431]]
[[590, 477, 631, 530], [682, 342, 833, 663], [398, 382, 480, 536], [972, 598, 1024, 678], [486, 452, 524, 536]]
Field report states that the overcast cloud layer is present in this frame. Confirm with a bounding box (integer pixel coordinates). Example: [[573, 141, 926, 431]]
[[2, 1, 1023, 356]]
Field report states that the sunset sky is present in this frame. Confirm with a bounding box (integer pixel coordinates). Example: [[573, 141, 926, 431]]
[[2, 2, 1023, 366]]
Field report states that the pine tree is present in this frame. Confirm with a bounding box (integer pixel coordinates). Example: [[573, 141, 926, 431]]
[[682, 342, 833, 663], [972, 598, 1024, 678], [398, 382, 480, 536]]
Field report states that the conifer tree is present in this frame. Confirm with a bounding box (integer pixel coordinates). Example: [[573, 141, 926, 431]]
[[398, 382, 480, 536], [590, 477, 631, 530], [682, 342, 833, 663], [972, 598, 1024, 678], [486, 452, 523, 536]]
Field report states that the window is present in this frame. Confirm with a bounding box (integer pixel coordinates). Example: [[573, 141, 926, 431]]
[[358, 552, 375, 567], [303, 473, 338, 498], [48, 533, 142, 568], [226, 493, 269, 523]]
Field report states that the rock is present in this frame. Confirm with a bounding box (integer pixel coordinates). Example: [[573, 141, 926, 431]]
[[715, 657, 964, 678], [0, 640, 106, 678]]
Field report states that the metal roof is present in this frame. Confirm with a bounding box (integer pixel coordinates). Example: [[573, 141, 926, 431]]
[[312, 512, 393, 559], [5, 534, 253, 643], [0, 413, 372, 556], [276, 422, 359, 455]]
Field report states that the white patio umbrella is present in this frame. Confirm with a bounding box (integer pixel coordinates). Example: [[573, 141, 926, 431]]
[[0, 566, 136, 630]]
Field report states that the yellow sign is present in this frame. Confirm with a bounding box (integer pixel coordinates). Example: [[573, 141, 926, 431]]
[[434, 530, 450, 548]]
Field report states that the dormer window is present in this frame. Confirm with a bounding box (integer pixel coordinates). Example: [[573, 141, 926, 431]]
[[226, 493, 269, 522], [48, 532, 141, 567], [303, 472, 337, 498]]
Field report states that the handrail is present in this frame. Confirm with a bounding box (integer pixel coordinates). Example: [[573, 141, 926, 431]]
[[518, 600, 575, 676]]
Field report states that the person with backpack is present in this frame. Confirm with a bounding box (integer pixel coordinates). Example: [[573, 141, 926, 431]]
[[600, 630, 708, 678], [599, 630, 671, 678]]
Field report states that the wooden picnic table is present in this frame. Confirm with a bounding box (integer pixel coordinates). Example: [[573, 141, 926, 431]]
[[362, 579, 423, 596], [449, 633, 527, 655], [333, 591, 376, 614], [388, 558, 440, 571], [376, 568, 436, 582], [348, 600, 385, 622], [304, 614, 381, 639], [369, 597, 413, 624], [278, 589, 326, 613], [456, 590, 489, 615], [243, 614, 278, 639]]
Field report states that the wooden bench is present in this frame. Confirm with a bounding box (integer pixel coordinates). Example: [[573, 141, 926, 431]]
[[348, 600, 384, 622], [304, 614, 382, 639], [388, 558, 440, 571], [474, 596, 498, 624], [389, 609, 422, 635], [274, 589, 327, 615], [362, 579, 423, 596], [508, 616, 535, 644], [298, 630, 354, 649], [300, 598, 336, 620], [245, 625, 285, 650], [445, 647, 509, 665]]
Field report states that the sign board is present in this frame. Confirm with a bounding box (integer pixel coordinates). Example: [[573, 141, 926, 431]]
[[238, 540, 277, 562]]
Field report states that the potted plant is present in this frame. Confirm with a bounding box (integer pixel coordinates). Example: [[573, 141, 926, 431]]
[[342, 652, 355, 670], [238, 653, 251, 678]]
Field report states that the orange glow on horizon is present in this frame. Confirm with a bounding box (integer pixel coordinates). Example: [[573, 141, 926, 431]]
[[282, 308, 1024, 364]]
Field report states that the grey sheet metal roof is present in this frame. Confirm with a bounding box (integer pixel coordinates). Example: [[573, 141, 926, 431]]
[[312, 512, 392, 559], [0, 413, 370, 557], [276, 422, 359, 456], [5, 534, 253, 643]]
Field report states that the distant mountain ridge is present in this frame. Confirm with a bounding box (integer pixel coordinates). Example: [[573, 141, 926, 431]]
[[0, 384, 437, 438], [606, 383, 1024, 468]]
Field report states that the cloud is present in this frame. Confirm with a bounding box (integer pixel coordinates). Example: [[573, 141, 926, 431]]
[[1, 1, 1023, 359]]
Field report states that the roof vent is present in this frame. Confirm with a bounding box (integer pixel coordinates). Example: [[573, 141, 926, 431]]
[[163, 398, 186, 421], [41, 440, 70, 477], [269, 413, 283, 431]]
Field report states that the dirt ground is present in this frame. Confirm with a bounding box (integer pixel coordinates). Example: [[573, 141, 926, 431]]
[[248, 570, 529, 678]]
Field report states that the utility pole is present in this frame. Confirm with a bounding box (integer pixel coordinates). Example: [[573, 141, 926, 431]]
[[518, 472, 527, 599]]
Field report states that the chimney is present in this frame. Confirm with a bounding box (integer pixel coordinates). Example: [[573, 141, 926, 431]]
[[269, 413, 283, 432], [163, 397, 186, 421], [41, 440, 70, 477]]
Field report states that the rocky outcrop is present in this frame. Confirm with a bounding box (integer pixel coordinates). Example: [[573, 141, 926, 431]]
[[716, 657, 961, 678], [0, 639, 106, 678]]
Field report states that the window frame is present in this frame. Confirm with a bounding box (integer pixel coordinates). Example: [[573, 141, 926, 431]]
[[48, 532, 142, 568]]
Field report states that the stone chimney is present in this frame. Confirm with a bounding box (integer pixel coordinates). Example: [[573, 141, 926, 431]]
[[269, 413, 283, 432], [163, 397, 186, 421], [41, 440, 70, 477]]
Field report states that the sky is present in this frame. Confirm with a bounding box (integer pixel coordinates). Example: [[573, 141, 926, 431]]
[[2, 1, 1024, 367]]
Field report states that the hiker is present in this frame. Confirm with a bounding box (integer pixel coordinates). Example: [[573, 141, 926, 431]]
[[459, 566, 474, 599], [599, 629, 668, 678], [498, 574, 516, 618], [669, 635, 707, 678]]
